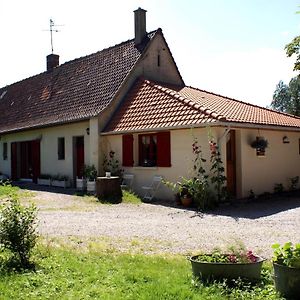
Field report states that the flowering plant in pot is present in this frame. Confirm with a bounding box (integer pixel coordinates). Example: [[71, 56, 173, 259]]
[[189, 244, 264, 282], [272, 242, 300, 299]]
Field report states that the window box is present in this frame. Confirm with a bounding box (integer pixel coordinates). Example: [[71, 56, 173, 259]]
[[52, 178, 70, 188], [37, 178, 51, 186]]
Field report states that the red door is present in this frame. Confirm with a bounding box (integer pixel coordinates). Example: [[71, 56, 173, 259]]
[[11, 142, 18, 180], [10, 140, 40, 182], [76, 137, 84, 177]]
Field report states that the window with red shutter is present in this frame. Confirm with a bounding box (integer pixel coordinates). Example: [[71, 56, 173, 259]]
[[122, 134, 133, 167], [138, 131, 171, 167], [157, 131, 171, 167]]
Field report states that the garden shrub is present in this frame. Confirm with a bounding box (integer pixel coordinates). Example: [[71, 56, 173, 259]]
[[0, 194, 38, 268]]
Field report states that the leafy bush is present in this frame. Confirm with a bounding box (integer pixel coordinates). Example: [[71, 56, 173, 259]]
[[0, 195, 38, 268], [83, 165, 97, 180], [272, 242, 300, 268]]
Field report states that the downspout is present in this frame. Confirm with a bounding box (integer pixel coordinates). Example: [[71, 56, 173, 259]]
[[218, 126, 231, 145]]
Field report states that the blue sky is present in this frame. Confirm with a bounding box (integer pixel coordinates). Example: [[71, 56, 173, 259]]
[[1, 0, 299, 107]]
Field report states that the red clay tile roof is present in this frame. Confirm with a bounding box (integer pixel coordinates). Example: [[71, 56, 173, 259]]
[[104, 79, 300, 133], [0, 30, 158, 134]]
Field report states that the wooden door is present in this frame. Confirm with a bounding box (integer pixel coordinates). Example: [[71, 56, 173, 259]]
[[11, 142, 18, 180], [76, 137, 84, 177], [226, 130, 236, 196]]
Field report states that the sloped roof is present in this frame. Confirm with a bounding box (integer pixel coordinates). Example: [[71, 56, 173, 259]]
[[104, 79, 300, 133], [0, 30, 158, 134]]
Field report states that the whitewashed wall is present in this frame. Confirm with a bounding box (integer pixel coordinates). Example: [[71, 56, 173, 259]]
[[0, 120, 98, 181]]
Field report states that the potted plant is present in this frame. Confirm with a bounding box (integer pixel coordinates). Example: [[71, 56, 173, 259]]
[[51, 175, 70, 188], [76, 166, 87, 191], [84, 165, 97, 194], [37, 174, 51, 186], [189, 246, 264, 282], [272, 242, 300, 299], [163, 179, 193, 207], [251, 137, 268, 156], [178, 179, 193, 207]]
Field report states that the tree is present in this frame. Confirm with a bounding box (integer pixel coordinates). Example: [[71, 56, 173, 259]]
[[285, 36, 300, 71], [271, 76, 300, 116]]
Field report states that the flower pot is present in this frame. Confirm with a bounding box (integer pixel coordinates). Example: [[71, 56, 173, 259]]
[[190, 254, 264, 281], [273, 263, 300, 299], [76, 177, 86, 191], [87, 180, 96, 194], [181, 196, 193, 207]]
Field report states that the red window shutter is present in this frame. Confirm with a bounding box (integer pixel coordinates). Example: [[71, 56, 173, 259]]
[[11, 142, 18, 180], [157, 131, 171, 167], [122, 134, 133, 167]]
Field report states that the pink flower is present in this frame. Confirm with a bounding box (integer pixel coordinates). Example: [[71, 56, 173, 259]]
[[228, 254, 237, 263], [246, 250, 257, 263]]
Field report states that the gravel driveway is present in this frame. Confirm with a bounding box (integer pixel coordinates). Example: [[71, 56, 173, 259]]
[[21, 185, 300, 258]]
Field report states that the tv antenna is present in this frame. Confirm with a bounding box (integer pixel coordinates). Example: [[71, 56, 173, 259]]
[[44, 19, 64, 54]]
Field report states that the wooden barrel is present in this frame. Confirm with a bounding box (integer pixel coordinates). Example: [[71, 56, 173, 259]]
[[96, 176, 122, 202]]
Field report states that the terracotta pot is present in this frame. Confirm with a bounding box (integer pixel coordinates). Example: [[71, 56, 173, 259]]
[[181, 196, 193, 207]]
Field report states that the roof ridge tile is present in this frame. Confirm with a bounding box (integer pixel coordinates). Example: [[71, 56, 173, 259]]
[[145, 80, 227, 122], [186, 85, 300, 121]]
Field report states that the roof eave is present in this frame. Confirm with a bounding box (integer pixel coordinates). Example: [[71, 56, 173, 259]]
[[101, 120, 300, 136], [0, 117, 91, 135]]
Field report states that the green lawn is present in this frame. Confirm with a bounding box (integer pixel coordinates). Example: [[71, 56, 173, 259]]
[[0, 244, 281, 300], [0, 184, 281, 299]]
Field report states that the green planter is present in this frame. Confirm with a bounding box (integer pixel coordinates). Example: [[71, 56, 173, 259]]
[[273, 263, 300, 299], [190, 255, 264, 281]]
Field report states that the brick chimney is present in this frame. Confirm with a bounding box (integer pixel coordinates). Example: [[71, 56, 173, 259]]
[[134, 8, 147, 46], [46, 54, 59, 72]]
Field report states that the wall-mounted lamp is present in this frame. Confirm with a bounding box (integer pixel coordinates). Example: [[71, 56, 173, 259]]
[[86, 127, 90, 135], [283, 136, 290, 144]]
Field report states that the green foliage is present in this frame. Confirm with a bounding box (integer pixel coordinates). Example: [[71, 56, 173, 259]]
[[0, 245, 280, 299], [164, 132, 227, 211], [285, 35, 300, 71], [0, 193, 38, 268], [271, 77, 300, 116], [272, 242, 300, 268], [51, 174, 69, 181], [195, 242, 259, 264], [273, 183, 284, 194], [0, 182, 19, 199], [83, 165, 97, 180], [250, 137, 268, 150], [288, 176, 299, 191], [209, 140, 227, 202], [121, 190, 142, 204]]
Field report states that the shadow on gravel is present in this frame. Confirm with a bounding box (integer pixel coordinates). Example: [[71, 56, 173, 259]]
[[12, 182, 300, 220], [207, 196, 300, 220], [12, 181, 77, 196], [148, 194, 300, 220]]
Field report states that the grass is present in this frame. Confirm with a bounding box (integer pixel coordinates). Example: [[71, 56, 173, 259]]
[[0, 184, 281, 299], [0, 242, 281, 300]]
